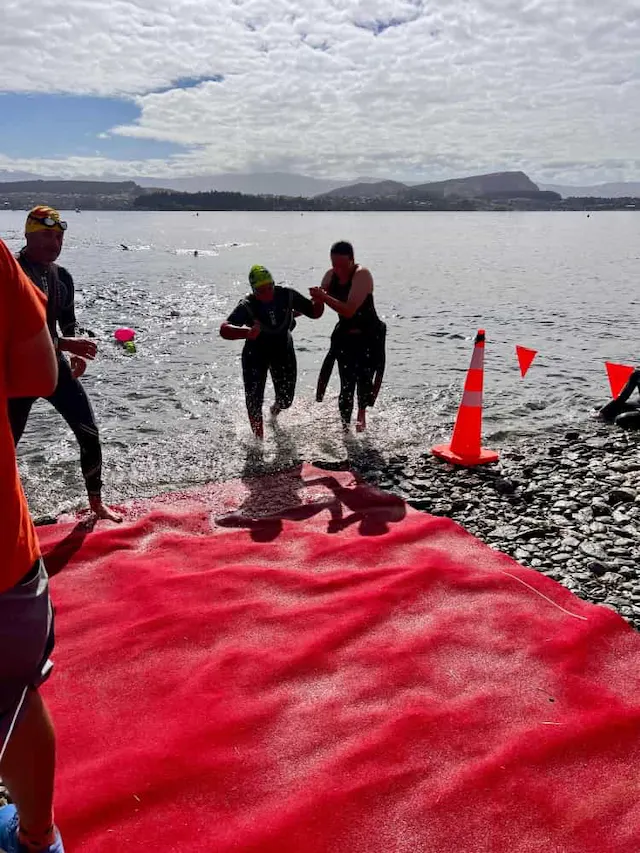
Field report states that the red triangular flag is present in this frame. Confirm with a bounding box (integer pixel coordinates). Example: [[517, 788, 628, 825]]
[[605, 362, 635, 398], [516, 345, 537, 378]]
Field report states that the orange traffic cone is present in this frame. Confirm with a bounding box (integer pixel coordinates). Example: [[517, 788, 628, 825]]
[[432, 329, 499, 466]]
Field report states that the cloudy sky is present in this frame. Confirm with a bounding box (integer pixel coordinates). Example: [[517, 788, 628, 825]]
[[1, 0, 639, 185]]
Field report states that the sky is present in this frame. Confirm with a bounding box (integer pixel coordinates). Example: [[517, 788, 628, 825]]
[[1, 0, 639, 185]]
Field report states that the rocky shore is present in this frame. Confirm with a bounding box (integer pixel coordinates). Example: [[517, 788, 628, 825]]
[[366, 422, 640, 631]]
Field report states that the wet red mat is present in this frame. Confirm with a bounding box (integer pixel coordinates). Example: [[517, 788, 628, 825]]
[[38, 465, 640, 852]]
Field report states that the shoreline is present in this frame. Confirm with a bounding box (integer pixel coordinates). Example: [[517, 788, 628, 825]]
[[365, 421, 640, 631]]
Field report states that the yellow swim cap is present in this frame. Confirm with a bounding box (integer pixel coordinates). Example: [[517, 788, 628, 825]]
[[248, 264, 274, 289], [25, 206, 67, 235]]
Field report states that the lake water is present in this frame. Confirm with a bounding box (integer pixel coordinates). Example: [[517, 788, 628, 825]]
[[1, 209, 638, 517]]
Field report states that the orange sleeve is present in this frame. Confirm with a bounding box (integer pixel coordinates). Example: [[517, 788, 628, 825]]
[[0, 239, 47, 347]]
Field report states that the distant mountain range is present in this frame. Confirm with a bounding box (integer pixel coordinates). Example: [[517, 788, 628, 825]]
[[0, 170, 348, 198], [322, 171, 539, 199], [322, 180, 410, 199], [1, 169, 639, 199], [0, 179, 151, 211], [541, 182, 640, 198], [1, 171, 639, 213], [138, 172, 347, 196]]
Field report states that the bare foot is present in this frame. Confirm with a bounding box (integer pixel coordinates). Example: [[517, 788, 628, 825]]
[[270, 404, 282, 419], [356, 409, 367, 433], [89, 497, 123, 523]]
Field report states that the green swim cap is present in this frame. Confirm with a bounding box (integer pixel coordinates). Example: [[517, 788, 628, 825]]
[[249, 264, 274, 289]]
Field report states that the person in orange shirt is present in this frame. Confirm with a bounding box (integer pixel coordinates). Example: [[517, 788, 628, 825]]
[[0, 238, 65, 852], [9, 206, 120, 522]]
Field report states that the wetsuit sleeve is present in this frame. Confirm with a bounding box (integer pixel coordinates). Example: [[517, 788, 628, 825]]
[[226, 300, 253, 327], [290, 289, 317, 319], [0, 240, 47, 346], [57, 267, 78, 337]]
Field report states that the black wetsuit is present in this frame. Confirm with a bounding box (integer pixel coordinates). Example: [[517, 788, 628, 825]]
[[320, 267, 386, 425], [8, 251, 103, 498], [226, 286, 317, 425], [600, 369, 640, 428]]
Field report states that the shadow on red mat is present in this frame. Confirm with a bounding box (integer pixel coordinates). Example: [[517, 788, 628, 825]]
[[38, 464, 640, 853]]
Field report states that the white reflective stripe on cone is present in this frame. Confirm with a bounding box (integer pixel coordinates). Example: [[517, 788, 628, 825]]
[[469, 348, 485, 371]]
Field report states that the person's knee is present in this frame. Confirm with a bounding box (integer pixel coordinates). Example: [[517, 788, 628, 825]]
[[77, 421, 100, 447], [1, 688, 55, 771], [276, 387, 295, 410]]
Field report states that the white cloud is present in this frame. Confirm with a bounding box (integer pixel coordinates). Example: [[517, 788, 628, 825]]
[[1, 0, 640, 183]]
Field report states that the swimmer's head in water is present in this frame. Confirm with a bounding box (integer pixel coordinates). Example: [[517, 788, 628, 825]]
[[25, 205, 66, 264]]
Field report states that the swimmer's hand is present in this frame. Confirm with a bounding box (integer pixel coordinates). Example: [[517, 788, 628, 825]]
[[309, 287, 326, 302], [60, 337, 98, 360], [246, 322, 261, 340], [70, 356, 87, 378]]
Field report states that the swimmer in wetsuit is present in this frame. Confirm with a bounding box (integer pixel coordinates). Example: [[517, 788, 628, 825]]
[[8, 206, 121, 522], [599, 368, 640, 428], [310, 241, 386, 433], [220, 265, 323, 440]]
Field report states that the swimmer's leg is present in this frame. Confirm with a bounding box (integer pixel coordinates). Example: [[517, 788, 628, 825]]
[[49, 359, 121, 522], [270, 337, 297, 418], [242, 348, 269, 440], [337, 346, 357, 430]]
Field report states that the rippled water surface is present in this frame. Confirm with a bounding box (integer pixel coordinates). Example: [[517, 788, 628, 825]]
[[2, 209, 638, 516]]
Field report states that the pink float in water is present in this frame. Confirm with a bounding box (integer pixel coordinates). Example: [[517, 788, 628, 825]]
[[114, 328, 135, 343]]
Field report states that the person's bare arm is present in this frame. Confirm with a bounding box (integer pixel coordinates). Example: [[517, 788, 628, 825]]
[[58, 337, 97, 359], [310, 268, 373, 319], [7, 323, 58, 398]]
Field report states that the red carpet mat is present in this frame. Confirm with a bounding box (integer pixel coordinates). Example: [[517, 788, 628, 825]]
[[37, 465, 640, 852]]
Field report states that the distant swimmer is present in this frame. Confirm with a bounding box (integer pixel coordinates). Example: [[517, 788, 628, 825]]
[[309, 241, 386, 433], [194, 250, 199, 257], [599, 369, 640, 428], [220, 265, 323, 440], [9, 206, 122, 522], [120, 243, 129, 251]]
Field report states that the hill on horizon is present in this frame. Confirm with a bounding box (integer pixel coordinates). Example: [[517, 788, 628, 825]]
[[320, 171, 541, 200], [321, 180, 410, 199], [1, 169, 640, 200], [412, 170, 538, 197], [541, 181, 640, 198], [0, 179, 141, 195]]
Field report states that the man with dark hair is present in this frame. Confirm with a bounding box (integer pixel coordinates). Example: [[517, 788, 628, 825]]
[[310, 241, 386, 432], [0, 237, 65, 852], [221, 264, 323, 440], [9, 206, 120, 522]]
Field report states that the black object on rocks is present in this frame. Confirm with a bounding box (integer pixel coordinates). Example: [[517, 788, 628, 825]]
[[608, 488, 636, 506], [588, 561, 608, 578]]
